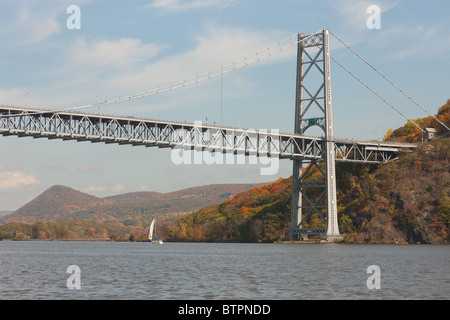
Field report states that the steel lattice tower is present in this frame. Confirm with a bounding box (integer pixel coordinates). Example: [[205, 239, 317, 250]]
[[289, 29, 342, 241]]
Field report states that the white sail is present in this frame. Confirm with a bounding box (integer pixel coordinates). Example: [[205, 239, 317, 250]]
[[149, 218, 155, 240]]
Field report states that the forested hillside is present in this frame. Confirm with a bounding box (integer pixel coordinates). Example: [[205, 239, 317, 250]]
[[337, 137, 449, 243], [161, 137, 449, 243], [161, 177, 292, 242]]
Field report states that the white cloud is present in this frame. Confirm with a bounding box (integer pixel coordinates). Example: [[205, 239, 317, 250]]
[[111, 182, 126, 193], [70, 37, 163, 68], [105, 25, 289, 94], [0, 37, 164, 109], [21, 11, 60, 44], [0, 171, 40, 191], [148, 0, 237, 11], [379, 24, 450, 64], [83, 186, 107, 194], [137, 185, 153, 192], [84, 182, 127, 196], [1, 3, 60, 45]]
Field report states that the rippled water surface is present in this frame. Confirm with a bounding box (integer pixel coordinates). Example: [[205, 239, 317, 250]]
[[0, 241, 448, 299]]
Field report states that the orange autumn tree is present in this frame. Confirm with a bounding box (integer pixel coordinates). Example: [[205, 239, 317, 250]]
[[384, 128, 394, 141], [384, 101, 449, 142], [434, 99, 450, 133]]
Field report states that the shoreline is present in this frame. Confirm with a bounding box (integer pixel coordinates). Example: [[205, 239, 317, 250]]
[[1, 238, 448, 245]]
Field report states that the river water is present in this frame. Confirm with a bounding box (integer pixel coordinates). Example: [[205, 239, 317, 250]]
[[0, 241, 448, 300]]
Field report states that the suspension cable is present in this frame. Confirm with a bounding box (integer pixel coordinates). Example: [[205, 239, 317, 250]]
[[329, 30, 449, 131], [0, 29, 323, 119], [331, 55, 425, 133]]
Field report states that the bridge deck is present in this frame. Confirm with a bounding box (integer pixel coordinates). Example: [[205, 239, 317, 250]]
[[0, 106, 416, 163]]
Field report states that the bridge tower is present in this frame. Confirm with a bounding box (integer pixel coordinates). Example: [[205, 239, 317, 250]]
[[289, 29, 342, 241]]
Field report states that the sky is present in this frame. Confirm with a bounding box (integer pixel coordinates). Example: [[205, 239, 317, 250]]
[[0, 0, 449, 211]]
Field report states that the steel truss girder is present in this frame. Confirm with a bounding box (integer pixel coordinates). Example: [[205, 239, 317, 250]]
[[0, 106, 412, 162], [0, 106, 329, 160]]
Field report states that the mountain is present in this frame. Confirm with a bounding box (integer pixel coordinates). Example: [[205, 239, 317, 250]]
[[2, 185, 103, 223], [0, 182, 267, 225]]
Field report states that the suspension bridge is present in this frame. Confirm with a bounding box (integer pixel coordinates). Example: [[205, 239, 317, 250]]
[[1, 28, 445, 241]]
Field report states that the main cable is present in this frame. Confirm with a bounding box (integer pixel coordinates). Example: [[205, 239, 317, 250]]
[[330, 30, 449, 131], [331, 55, 425, 133]]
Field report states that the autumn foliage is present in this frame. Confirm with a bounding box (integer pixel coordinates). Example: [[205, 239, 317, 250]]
[[161, 178, 292, 242], [337, 137, 449, 243], [385, 99, 450, 142]]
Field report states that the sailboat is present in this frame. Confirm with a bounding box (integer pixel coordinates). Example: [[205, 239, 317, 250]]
[[149, 218, 163, 244]]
